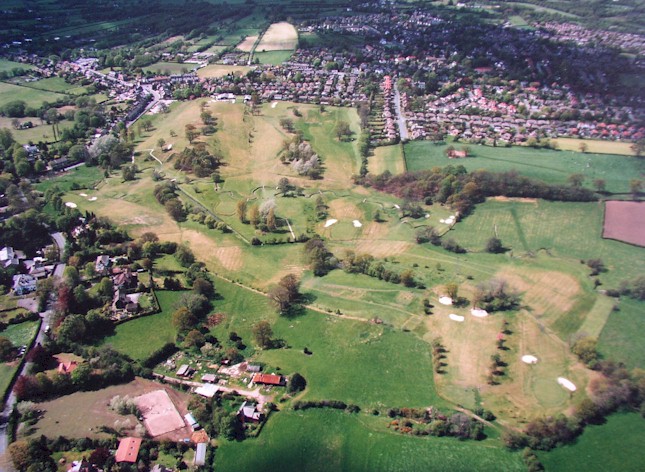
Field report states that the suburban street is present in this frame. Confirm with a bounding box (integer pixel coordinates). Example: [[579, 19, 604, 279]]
[[393, 81, 409, 141]]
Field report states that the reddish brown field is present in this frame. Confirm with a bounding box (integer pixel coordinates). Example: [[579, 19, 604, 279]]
[[603, 201, 645, 246]]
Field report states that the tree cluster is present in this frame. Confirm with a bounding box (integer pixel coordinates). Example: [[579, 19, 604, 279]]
[[173, 143, 222, 177], [303, 237, 336, 276], [340, 250, 420, 288], [154, 181, 186, 221], [387, 407, 484, 440], [473, 279, 520, 312], [280, 135, 323, 179]]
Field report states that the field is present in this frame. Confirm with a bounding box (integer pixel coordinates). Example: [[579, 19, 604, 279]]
[[196, 64, 251, 79], [143, 62, 197, 75], [538, 413, 645, 472], [0, 59, 36, 74], [254, 50, 294, 65], [216, 410, 524, 472], [370, 144, 406, 174], [23, 378, 191, 440], [404, 141, 645, 194], [98, 291, 179, 361], [0, 320, 40, 399], [0, 82, 66, 109], [256, 22, 298, 51], [603, 201, 645, 246], [598, 297, 645, 370], [552, 137, 636, 156]]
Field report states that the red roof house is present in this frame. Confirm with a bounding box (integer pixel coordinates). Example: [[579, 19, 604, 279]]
[[115, 437, 142, 463], [252, 373, 284, 386]]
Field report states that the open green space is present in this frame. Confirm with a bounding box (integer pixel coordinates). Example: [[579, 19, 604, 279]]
[[254, 50, 294, 65], [36, 164, 104, 193], [0, 82, 66, 109], [2, 320, 39, 347], [449, 200, 645, 284], [98, 290, 179, 361], [143, 62, 198, 75], [538, 413, 645, 472], [370, 144, 406, 175], [216, 410, 524, 472], [598, 297, 645, 370], [0, 59, 35, 74], [403, 141, 645, 194], [19, 77, 80, 94]]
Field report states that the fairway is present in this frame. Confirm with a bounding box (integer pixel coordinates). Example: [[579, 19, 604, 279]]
[[404, 141, 645, 194], [370, 144, 406, 174], [216, 410, 525, 472], [598, 298, 645, 370]]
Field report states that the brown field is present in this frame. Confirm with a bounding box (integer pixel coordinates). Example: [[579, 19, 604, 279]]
[[488, 196, 538, 203], [328, 199, 363, 219], [135, 389, 186, 437], [603, 200, 645, 246], [236, 35, 258, 52], [354, 240, 412, 257], [213, 245, 244, 271], [197, 64, 251, 79], [553, 137, 635, 156], [256, 22, 298, 51], [24, 378, 191, 440]]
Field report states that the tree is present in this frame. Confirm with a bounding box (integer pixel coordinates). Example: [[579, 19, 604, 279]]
[[630, 179, 642, 198], [268, 285, 291, 313], [278, 177, 291, 195], [485, 237, 504, 254], [593, 179, 606, 193], [0, 336, 14, 361], [252, 320, 273, 349], [236, 199, 247, 223], [335, 120, 352, 141], [567, 173, 585, 188], [571, 337, 598, 366], [445, 282, 459, 300], [266, 207, 277, 231], [165, 198, 186, 221], [288, 372, 307, 393], [174, 244, 195, 267], [578, 142, 588, 153], [631, 138, 645, 157], [185, 124, 198, 144], [184, 329, 206, 348], [9, 440, 30, 470], [172, 307, 197, 332], [157, 138, 166, 149], [278, 273, 300, 302], [248, 204, 260, 227]]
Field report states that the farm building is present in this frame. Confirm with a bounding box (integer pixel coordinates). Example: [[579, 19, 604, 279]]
[[194, 443, 207, 466], [185, 413, 200, 430], [115, 437, 141, 463], [176, 364, 195, 377], [246, 364, 262, 373], [201, 373, 217, 383], [252, 373, 285, 386], [195, 384, 218, 398]]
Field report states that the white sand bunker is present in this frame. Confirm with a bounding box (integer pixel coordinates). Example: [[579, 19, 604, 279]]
[[65, 202, 77, 208], [471, 308, 489, 318], [557, 377, 577, 392], [88, 197, 97, 201], [439, 296, 453, 306], [449, 314, 464, 322], [521, 355, 538, 364], [440, 219, 445, 223], [352, 220, 362, 228], [324, 219, 338, 228], [79, 193, 88, 197], [394, 204, 400, 209], [271, 101, 278, 108]]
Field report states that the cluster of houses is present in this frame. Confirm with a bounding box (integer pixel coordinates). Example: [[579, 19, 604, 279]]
[[94, 255, 142, 319], [537, 22, 645, 54], [2, 246, 55, 296]]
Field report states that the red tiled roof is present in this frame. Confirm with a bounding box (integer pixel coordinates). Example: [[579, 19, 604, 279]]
[[115, 437, 142, 463], [252, 373, 283, 385]]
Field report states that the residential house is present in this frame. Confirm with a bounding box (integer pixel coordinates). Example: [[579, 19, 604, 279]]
[[95, 255, 111, 274], [194, 443, 207, 467], [246, 364, 262, 373], [112, 267, 138, 290], [58, 360, 79, 375], [115, 437, 141, 463], [237, 401, 262, 423], [12, 274, 37, 295], [201, 373, 217, 383], [0, 247, 22, 268], [176, 364, 195, 378]]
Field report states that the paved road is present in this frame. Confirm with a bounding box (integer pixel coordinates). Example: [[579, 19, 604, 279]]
[[393, 81, 409, 141]]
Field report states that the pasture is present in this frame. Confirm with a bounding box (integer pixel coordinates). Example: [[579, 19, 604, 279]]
[[553, 137, 635, 156], [196, 64, 251, 79], [538, 413, 645, 472], [216, 410, 524, 472], [598, 297, 645, 370], [143, 62, 197, 75], [0, 59, 35, 74], [403, 141, 645, 194], [254, 50, 294, 65], [0, 82, 66, 109]]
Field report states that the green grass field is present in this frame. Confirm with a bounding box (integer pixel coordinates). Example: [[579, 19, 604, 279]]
[[216, 410, 524, 472], [36, 164, 104, 193], [0, 59, 35, 74], [449, 200, 644, 285], [19, 77, 79, 94], [404, 141, 645, 194], [2, 320, 39, 346], [0, 82, 66, 109], [370, 145, 406, 174], [98, 290, 179, 360], [254, 50, 294, 65], [143, 62, 198, 75], [598, 298, 645, 370], [538, 412, 645, 472]]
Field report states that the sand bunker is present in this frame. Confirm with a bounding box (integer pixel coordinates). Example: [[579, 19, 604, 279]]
[[271, 102, 278, 108], [439, 296, 453, 305], [79, 193, 88, 197], [557, 377, 576, 392], [135, 390, 185, 437], [471, 308, 489, 318], [449, 314, 464, 322], [352, 220, 362, 228], [521, 355, 538, 364], [88, 197, 97, 201], [65, 202, 77, 208], [394, 204, 400, 209], [324, 219, 338, 228]]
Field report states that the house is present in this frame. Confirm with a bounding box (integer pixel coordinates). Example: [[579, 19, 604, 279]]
[[191, 429, 209, 444], [201, 373, 217, 383], [112, 267, 138, 290], [12, 274, 37, 295], [0, 247, 21, 268], [176, 364, 195, 378], [95, 255, 111, 274], [252, 373, 285, 386], [447, 149, 468, 158], [115, 437, 141, 463], [58, 360, 78, 375], [195, 384, 218, 398], [112, 290, 139, 314], [48, 157, 69, 171], [237, 401, 262, 422], [194, 443, 207, 467], [184, 413, 200, 430], [246, 364, 262, 373]]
